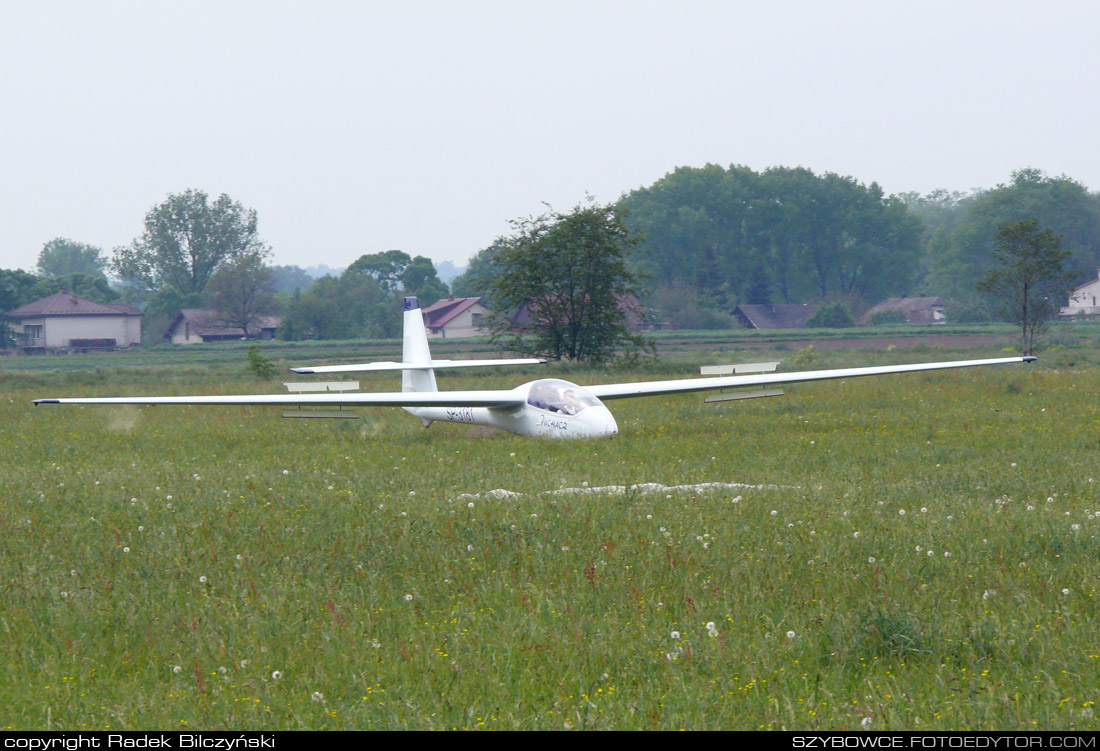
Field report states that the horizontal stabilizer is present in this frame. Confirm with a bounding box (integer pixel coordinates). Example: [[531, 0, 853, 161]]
[[290, 358, 546, 375]]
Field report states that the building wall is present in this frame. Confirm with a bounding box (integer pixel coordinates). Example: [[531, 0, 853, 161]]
[[36, 315, 140, 348]]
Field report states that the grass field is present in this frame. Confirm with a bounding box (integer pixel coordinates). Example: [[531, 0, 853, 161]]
[[2, 336, 1099, 730]]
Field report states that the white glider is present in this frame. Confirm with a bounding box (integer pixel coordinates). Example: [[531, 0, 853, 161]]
[[35, 297, 1036, 438]]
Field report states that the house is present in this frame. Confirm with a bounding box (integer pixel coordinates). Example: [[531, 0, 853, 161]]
[[733, 304, 812, 330], [6, 290, 142, 353], [860, 297, 946, 325], [1060, 270, 1100, 317], [421, 296, 491, 339], [164, 309, 281, 344]]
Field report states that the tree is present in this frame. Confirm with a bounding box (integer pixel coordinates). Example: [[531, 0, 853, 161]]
[[37, 238, 107, 277], [488, 199, 652, 363], [204, 253, 280, 338], [928, 169, 1100, 302], [977, 220, 1073, 355], [112, 189, 268, 297], [346, 250, 449, 306]]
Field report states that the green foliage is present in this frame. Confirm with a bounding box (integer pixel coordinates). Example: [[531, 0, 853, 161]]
[[245, 343, 277, 378], [346, 250, 448, 307], [450, 241, 503, 303], [27, 273, 121, 305], [280, 271, 401, 341], [624, 165, 923, 316], [36, 237, 107, 277], [112, 189, 268, 297], [805, 301, 856, 328], [792, 344, 818, 365], [204, 253, 280, 338], [977, 219, 1074, 355], [0, 268, 42, 312], [870, 309, 908, 325], [928, 169, 1100, 302], [488, 199, 653, 363]]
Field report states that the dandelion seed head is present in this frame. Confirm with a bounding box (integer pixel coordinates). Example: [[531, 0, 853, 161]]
[[670, 631, 681, 640], [199, 575, 207, 583], [786, 630, 796, 639], [404, 593, 413, 601], [272, 670, 282, 680]]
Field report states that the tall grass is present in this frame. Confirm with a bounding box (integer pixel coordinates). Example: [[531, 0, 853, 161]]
[[0, 350, 1097, 729]]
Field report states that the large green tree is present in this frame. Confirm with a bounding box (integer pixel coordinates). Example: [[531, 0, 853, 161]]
[[622, 165, 923, 316], [204, 253, 281, 338], [928, 169, 1100, 304], [112, 190, 268, 297], [488, 200, 651, 363], [976, 220, 1073, 355], [346, 250, 448, 306], [37, 238, 107, 278]]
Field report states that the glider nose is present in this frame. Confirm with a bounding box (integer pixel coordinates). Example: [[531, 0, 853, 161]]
[[578, 405, 617, 438]]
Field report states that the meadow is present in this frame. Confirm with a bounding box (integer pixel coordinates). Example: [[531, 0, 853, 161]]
[[1, 335, 1099, 730]]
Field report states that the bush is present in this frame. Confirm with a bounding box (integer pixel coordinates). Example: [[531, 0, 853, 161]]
[[870, 309, 908, 325], [246, 344, 277, 379], [805, 301, 856, 328]]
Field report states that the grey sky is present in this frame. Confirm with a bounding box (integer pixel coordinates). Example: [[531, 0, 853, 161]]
[[2, 0, 1097, 274]]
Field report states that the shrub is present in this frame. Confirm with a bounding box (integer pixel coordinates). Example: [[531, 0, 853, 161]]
[[806, 301, 856, 328]]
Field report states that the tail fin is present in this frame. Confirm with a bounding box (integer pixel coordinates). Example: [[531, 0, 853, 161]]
[[402, 297, 438, 393]]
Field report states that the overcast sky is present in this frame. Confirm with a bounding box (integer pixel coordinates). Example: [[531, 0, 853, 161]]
[[1, 0, 1097, 274]]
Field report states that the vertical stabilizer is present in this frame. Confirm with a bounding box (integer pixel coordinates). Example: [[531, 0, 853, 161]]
[[401, 297, 438, 393]]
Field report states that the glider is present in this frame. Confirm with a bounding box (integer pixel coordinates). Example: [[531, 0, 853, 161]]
[[34, 297, 1036, 438]]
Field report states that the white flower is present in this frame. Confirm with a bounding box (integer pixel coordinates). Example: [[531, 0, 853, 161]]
[[311, 691, 324, 702], [670, 631, 681, 640], [404, 593, 413, 601], [272, 670, 282, 680], [898, 509, 906, 516], [1062, 588, 1070, 596], [123, 547, 130, 554], [199, 575, 207, 584], [371, 640, 381, 648], [944, 551, 951, 558], [173, 665, 181, 674], [853, 531, 860, 538], [861, 716, 873, 730], [921, 507, 928, 513], [786, 630, 796, 639], [705, 621, 716, 631], [282, 470, 289, 475], [868, 557, 876, 563], [467, 502, 474, 508]]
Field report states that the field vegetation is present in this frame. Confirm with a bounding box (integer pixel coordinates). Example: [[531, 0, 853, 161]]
[[2, 335, 1099, 730]]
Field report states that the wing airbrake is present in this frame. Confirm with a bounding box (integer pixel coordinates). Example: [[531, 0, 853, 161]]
[[586, 356, 1036, 401]]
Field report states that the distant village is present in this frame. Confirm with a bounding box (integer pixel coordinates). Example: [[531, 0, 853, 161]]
[[8, 274, 1100, 355]]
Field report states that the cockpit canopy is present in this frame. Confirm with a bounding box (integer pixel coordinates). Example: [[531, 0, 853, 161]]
[[526, 379, 602, 415]]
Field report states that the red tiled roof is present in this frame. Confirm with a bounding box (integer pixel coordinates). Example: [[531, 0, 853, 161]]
[[8, 291, 141, 318]]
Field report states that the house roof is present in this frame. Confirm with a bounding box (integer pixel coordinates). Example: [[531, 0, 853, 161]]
[[165, 308, 281, 339], [8, 290, 141, 318], [734, 304, 811, 329], [421, 297, 485, 329]]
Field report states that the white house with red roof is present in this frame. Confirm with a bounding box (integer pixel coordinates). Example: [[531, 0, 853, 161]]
[[7, 290, 142, 352], [1061, 270, 1100, 317], [421, 296, 491, 338]]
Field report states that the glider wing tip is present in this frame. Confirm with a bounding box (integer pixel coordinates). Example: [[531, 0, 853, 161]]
[[34, 399, 59, 405], [289, 367, 314, 374], [1023, 356, 1038, 363]]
